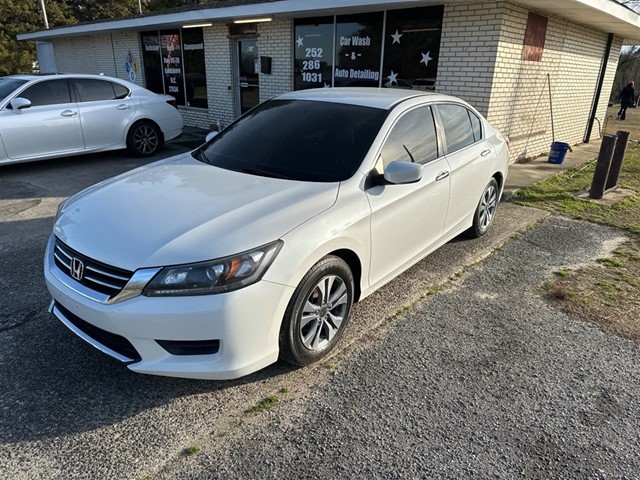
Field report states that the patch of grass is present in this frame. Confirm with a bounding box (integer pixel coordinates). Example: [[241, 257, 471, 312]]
[[244, 395, 279, 415], [597, 257, 625, 268], [426, 284, 444, 295], [183, 445, 200, 456], [554, 268, 571, 278], [279, 387, 289, 394]]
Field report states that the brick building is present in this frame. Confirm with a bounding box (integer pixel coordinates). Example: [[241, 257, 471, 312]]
[[18, 0, 640, 162]]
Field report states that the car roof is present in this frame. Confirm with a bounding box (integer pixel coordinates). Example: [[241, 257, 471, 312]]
[[276, 87, 459, 110], [4, 73, 134, 85]]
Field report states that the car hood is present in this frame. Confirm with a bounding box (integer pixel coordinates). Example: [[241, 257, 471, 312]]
[[54, 154, 339, 271]]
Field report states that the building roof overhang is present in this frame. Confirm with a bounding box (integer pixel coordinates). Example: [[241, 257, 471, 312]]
[[16, 0, 640, 44]]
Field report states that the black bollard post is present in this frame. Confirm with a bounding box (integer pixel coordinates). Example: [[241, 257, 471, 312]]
[[605, 130, 630, 190], [589, 134, 617, 200]]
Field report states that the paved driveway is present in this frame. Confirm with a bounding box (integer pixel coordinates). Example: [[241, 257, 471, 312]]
[[1, 149, 637, 479]]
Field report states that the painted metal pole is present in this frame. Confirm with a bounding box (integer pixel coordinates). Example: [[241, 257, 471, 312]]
[[606, 130, 630, 190], [590, 134, 617, 199]]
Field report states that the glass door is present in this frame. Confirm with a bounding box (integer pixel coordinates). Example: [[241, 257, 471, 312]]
[[237, 39, 260, 114]]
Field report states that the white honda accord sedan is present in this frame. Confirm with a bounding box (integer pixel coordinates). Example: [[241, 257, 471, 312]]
[[0, 73, 183, 165], [44, 88, 509, 380]]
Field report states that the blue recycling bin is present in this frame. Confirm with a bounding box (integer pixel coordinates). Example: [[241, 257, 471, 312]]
[[548, 141, 570, 164]]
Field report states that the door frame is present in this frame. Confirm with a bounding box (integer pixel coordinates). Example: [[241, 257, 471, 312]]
[[232, 37, 260, 117]]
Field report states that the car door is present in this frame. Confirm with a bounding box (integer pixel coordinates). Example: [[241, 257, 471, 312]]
[[0, 78, 84, 160], [366, 105, 450, 289], [72, 78, 137, 150], [434, 103, 491, 238]]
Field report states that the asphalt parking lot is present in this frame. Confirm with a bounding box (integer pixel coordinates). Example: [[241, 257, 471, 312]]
[[1, 146, 638, 479]]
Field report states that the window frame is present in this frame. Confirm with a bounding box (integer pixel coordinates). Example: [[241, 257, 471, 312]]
[[374, 103, 442, 173], [71, 78, 131, 103], [432, 102, 480, 155]]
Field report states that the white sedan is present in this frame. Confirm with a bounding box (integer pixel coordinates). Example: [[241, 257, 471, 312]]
[[0, 73, 183, 165], [44, 88, 509, 380]]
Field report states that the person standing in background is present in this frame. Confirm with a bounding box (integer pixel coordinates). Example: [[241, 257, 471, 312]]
[[618, 80, 635, 120]]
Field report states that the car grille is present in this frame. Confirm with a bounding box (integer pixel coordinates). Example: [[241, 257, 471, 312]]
[[53, 238, 133, 298], [54, 301, 141, 362]]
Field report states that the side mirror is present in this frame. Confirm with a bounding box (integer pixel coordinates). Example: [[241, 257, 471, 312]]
[[205, 130, 219, 143], [383, 161, 423, 184], [9, 97, 32, 111]]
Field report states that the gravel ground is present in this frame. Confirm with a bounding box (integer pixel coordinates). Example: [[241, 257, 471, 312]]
[[155, 217, 640, 480]]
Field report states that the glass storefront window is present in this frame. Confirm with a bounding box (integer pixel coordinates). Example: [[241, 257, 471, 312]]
[[383, 7, 443, 91], [140, 31, 163, 95], [294, 17, 334, 90], [182, 28, 208, 108], [334, 12, 383, 88], [140, 28, 208, 109], [293, 8, 443, 92]]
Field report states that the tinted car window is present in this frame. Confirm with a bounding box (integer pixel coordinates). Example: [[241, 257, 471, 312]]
[[469, 110, 482, 141], [113, 83, 130, 99], [0, 77, 28, 102], [19, 79, 71, 107], [74, 79, 122, 102], [196, 99, 388, 182], [380, 106, 438, 167], [436, 104, 476, 153]]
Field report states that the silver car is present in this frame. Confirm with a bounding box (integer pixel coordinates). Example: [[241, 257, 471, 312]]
[[0, 73, 183, 165]]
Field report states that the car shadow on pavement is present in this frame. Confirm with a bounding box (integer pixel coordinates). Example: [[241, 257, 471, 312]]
[[0, 145, 190, 201], [0, 213, 297, 444]]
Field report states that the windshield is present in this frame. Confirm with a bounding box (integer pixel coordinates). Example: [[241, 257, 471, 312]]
[[0, 77, 28, 103], [195, 99, 388, 182]]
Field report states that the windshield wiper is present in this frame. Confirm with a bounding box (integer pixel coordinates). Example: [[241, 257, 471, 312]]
[[240, 168, 293, 180]]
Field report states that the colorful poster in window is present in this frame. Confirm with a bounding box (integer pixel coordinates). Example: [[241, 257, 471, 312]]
[[294, 17, 333, 90], [160, 30, 184, 106], [382, 7, 443, 91], [334, 12, 383, 88]]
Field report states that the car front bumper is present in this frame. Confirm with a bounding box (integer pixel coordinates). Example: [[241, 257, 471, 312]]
[[44, 236, 294, 380]]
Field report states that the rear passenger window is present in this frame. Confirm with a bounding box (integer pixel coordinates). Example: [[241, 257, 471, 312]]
[[379, 106, 438, 168], [469, 110, 482, 141], [436, 104, 476, 153], [113, 83, 130, 99], [74, 79, 126, 102], [19, 79, 71, 107]]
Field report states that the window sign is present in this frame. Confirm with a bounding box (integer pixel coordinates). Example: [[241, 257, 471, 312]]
[[383, 7, 443, 91], [334, 12, 383, 88], [160, 30, 184, 106], [294, 17, 334, 90]]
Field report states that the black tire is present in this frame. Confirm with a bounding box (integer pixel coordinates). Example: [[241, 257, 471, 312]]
[[467, 177, 499, 238], [126, 120, 161, 157], [279, 256, 354, 366]]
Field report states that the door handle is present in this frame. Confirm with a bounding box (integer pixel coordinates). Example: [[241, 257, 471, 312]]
[[60, 110, 78, 117], [435, 171, 450, 181], [481, 149, 491, 157], [117, 104, 130, 110]]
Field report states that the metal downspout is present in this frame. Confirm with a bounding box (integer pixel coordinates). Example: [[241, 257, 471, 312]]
[[585, 33, 614, 143]]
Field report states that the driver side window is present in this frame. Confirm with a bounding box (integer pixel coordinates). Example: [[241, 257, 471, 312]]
[[379, 106, 438, 169]]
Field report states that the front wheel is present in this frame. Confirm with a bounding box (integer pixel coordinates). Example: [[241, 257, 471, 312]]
[[126, 121, 161, 157], [279, 256, 354, 366], [467, 177, 499, 238]]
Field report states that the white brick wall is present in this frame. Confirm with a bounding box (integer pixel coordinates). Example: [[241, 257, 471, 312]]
[[52, 32, 144, 87], [257, 19, 294, 101]]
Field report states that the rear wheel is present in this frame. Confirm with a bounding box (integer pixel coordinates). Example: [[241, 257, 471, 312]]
[[468, 177, 499, 238], [279, 256, 354, 366], [126, 121, 161, 156]]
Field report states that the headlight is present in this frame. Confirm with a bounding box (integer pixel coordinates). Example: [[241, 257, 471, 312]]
[[143, 240, 283, 296]]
